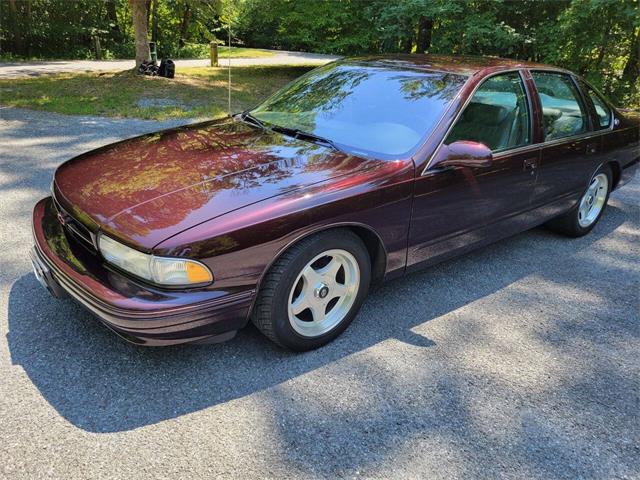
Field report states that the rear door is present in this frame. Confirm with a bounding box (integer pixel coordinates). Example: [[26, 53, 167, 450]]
[[408, 70, 539, 268], [529, 71, 601, 214]]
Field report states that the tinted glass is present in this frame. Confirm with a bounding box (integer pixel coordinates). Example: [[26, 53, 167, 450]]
[[445, 72, 530, 152], [532, 72, 589, 140], [251, 62, 466, 158], [587, 88, 612, 128]]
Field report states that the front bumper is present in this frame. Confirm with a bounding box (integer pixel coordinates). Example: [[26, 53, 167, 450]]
[[31, 197, 254, 345]]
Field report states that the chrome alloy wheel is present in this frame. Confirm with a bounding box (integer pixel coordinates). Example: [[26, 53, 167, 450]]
[[578, 173, 609, 228], [287, 249, 360, 338]]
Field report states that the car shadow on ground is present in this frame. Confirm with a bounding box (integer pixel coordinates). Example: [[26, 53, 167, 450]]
[[6, 202, 632, 438]]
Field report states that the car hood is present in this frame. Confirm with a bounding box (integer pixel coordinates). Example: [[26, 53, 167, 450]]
[[54, 118, 373, 250]]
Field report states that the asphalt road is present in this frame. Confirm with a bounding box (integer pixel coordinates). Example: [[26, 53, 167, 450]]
[[0, 51, 338, 78], [1, 106, 638, 479]]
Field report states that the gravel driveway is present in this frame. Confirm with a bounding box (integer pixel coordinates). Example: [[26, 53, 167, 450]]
[[1, 106, 638, 479], [0, 51, 338, 78]]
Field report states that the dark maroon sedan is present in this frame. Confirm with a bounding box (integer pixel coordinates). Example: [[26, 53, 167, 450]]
[[31, 55, 639, 350]]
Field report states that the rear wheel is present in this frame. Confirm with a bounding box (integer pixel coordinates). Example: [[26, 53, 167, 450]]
[[251, 230, 371, 351], [546, 164, 612, 237]]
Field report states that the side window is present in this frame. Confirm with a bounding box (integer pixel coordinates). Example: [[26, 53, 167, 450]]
[[531, 72, 589, 140], [586, 87, 612, 129], [445, 72, 530, 152]]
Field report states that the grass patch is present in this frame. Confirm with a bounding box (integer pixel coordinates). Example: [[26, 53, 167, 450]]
[[0, 65, 313, 120], [0, 46, 277, 62], [179, 45, 277, 59]]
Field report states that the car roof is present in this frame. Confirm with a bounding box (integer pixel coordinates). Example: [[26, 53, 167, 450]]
[[341, 54, 570, 77]]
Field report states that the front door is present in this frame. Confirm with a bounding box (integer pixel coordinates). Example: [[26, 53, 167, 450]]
[[408, 70, 539, 268]]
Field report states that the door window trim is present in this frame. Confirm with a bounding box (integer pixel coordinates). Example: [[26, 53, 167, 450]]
[[581, 81, 613, 130], [449, 70, 534, 154], [528, 70, 615, 147], [422, 68, 534, 174], [529, 69, 594, 141], [422, 68, 617, 175]]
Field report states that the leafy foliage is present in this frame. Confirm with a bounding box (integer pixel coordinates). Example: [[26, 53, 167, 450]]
[[1, 0, 638, 106], [233, 0, 639, 106]]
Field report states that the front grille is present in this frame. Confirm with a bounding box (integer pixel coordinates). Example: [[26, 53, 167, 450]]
[[51, 194, 98, 253]]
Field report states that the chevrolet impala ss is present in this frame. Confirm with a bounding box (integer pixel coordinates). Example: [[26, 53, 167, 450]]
[[31, 55, 639, 350]]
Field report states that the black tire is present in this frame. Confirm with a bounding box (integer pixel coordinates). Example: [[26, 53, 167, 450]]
[[545, 164, 612, 237], [251, 229, 371, 351]]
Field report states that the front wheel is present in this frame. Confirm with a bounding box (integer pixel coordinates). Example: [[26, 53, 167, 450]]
[[251, 230, 371, 351], [546, 164, 612, 237]]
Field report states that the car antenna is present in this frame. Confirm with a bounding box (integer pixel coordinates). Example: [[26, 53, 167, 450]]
[[227, 14, 231, 116]]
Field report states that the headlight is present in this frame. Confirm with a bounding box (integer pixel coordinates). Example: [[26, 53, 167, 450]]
[[98, 234, 213, 287]]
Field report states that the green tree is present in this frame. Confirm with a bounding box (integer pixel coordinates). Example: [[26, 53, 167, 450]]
[[0, 0, 637, 106]]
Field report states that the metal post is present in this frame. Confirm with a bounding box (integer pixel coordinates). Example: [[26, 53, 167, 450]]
[[228, 25, 231, 115], [210, 41, 218, 67], [93, 36, 102, 60], [149, 42, 157, 65]]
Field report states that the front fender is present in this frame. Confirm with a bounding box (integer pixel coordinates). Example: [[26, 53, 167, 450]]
[[153, 160, 415, 295]]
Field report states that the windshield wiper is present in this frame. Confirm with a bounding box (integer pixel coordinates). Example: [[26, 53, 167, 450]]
[[237, 111, 267, 130], [270, 125, 339, 151], [238, 115, 340, 151]]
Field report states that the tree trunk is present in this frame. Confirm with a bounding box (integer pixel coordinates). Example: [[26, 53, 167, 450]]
[[179, 3, 191, 49], [582, 14, 612, 75], [129, 0, 150, 68], [106, 0, 122, 42], [621, 27, 639, 84], [8, 0, 25, 56], [151, 0, 158, 43], [146, 0, 152, 32], [401, 19, 414, 53], [591, 43, 607, 73], [402, 35, 413, 53], [416, 16, 433, 53], [24, 0, 32, 56]]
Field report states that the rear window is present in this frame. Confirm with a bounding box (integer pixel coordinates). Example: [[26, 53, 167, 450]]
[[532, 72, 589, 140], [586, 88, 612, 129]]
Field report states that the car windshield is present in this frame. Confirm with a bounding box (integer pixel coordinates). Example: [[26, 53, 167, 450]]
[[250, 62, 466, 158]]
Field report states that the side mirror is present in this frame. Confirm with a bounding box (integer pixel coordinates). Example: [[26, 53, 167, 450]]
[[434, 140, 493, 169]]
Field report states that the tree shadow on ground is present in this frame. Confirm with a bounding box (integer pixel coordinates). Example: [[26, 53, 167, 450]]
[[262, 201, 639, 477], [3, 107, 638, 476], [0, 107, 194, 287], [7, 203, 632, 437]]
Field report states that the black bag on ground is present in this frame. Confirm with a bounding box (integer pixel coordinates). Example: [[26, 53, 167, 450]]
[[159, 59, 175, 79], [138, 60, 158, 76]]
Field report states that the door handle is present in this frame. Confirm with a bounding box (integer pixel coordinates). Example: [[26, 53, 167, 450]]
[[569, 142, 584, 153], [523, 158, 537, 175], [586, 142, 598, 154]]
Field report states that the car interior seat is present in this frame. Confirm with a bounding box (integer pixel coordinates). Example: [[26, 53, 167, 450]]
[[446, 102, 519, 151]]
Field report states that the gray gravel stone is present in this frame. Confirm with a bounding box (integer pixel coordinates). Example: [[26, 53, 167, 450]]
[[0, 51, 338, 79], [0, 106, 638, 479], [136, 97, 187, 109]]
